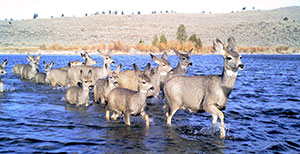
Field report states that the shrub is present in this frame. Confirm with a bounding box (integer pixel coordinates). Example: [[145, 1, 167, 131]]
[[275, 45, 289, 53], [113, 41, 124, 51], [39, 44, 47, 50], [49, 43, 64, 50], [176, 24, 187, 43], [160, 34, 167, 45], [97, 43, 106, 51], [152, 35, 158, 47]]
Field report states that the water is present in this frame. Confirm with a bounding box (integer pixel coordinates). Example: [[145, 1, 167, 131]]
[[0, 54, 299, 153]]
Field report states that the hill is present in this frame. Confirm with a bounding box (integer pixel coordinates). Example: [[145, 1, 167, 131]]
[[0, 6, 300, 54]]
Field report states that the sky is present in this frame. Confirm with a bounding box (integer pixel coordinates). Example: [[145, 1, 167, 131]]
[[1, 0, 300, 20]]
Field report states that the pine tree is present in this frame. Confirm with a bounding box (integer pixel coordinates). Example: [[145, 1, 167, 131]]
[[152, 35, 158, 46], [176, 24, 187, 43]]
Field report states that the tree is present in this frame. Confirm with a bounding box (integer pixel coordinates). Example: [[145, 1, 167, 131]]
[[189, 34, 203, 49], [152, 35, 158, 46], [189, 34, 197, 43], [139, 38, 144, 44], [33, 13, 38, 19], [160, 34, 167, 44], [176, 24, 187, 43]]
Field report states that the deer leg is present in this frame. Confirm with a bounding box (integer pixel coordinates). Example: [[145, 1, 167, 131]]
[[205, 105, 226, 139], [124, 113, 131, 126], [0, 83, 3, 92], [111, 112, 120, 120], [105, 110, 110, 121], [100, 97, 105, 104], [141, 111, 150, 127], [212, 114, 218, 124], [166, 105, 179, 125]]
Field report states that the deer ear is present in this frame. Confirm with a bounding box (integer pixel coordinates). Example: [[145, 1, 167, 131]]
[[213, 38, 226, 56], [173, 49, 181, 57], [88, 69, 92, 76], [50, 61, 54, 67], [188, 48, 193, 55], [227, 37, 236, 51], [1, 59, 8, 67], [161, 52, 168, 61], [115, 64, 122, 74], [133, 63, 141, 76], [144, 63, 151, 76], [150, 54, 161, 64]]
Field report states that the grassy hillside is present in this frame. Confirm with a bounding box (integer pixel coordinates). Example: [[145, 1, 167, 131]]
[[0, 6, 300, 54]]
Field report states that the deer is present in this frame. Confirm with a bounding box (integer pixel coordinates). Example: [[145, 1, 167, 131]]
[[13, 53, 39, 75], [0, 59, 8, 92], [163, 49, 193, 83], [20, 53, 41, 80], [163, 37, 244, 139], [65, 69, 93, 106], [94, 64, 122, 104], [106, 63, 154, 127], [34, 61, 54, 84], [59, 52, 96, 71], [67, 50, 114, 86], [48, 67, 69, 87], [117, 52, 172, 97]]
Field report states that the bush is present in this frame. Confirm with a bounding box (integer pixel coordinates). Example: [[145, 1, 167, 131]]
[[176, 24, 187, 43], [152, 35, 158, 47], [39, 44, 47, 50], [160, 34, 167, 45]]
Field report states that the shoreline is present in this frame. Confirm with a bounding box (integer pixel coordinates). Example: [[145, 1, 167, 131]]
[[1, 50, 299, 56]]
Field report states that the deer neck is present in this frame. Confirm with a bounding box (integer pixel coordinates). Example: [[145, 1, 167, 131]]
[[175, 62, 187, 74], [221, 69, 237, 92], [136, 87, 148, 100]]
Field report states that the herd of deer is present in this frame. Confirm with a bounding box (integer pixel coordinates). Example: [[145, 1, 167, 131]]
[[0, 37, 244, 138]]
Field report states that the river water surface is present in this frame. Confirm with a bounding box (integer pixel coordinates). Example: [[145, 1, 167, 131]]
[[0, 54, 299, 153]]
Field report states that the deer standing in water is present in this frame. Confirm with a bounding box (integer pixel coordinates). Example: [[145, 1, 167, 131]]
[[20, 53, 41, 80], [67, 50, 114, 86], [65, 69, 93, 106], [34, 61, 54, 84], [0, 59, 8, 92], [94, 64, 122, 104], [163, 37, 244, 138], [106, 63, 154, 127]]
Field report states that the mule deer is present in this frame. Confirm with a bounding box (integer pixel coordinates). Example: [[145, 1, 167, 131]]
[[106, 63, 154, 127], [59, 51, 95, 71], [34, 61, 54, 84], [67, 50, 114, 86], [94, 64, 122, 104], [117, 52, 172, 97], [48, 68, 69, 87], [65, 69, 93, 106], [21, 53, 41, 80], [13, 53, 39, 75], [0, 59, 8, 92], [117, 63, 151, 92], [147, 53, 172, 97], [163, 37, 244, 138], [164, 49, 193, 83]]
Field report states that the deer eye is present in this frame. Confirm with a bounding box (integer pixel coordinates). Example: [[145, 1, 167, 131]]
[[106, 58, 108, 60], [226, 57, 232, 61], [142, 81, 146, 84], [182, 57, 186, 60], [85, 81, 88, 83], [240, 56, 242, 59]]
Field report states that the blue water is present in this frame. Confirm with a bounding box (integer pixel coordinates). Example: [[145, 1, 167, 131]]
[[0, 54, 299, 153]]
